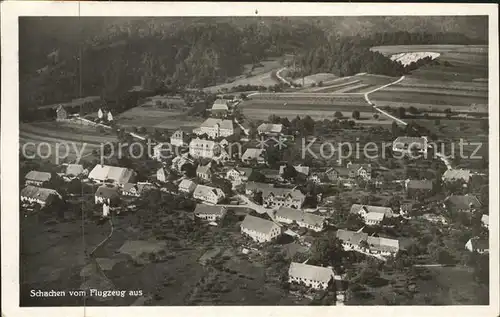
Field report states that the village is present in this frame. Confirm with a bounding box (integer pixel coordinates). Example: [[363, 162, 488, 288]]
[[20, 93, 490, 305]]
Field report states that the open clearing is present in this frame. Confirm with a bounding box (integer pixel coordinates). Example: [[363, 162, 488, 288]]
[[301, 73, 399, 94], [290, 72, 338, 86], [116, 106, 203, 130]]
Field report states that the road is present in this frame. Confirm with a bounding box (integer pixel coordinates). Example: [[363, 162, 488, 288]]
[[363, 75, 408, 126], [218, 194, 278, 222]]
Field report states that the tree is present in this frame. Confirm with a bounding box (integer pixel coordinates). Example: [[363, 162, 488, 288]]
[[181, 163, 196, 178], [373, 113, 379, 120], [282, 164, 298, 182], [397, 107, 406, 118], [391, 121, 400, 137], [310, 234, 345, 272], [334, 111, 343, 119], [352, 110, 361, 120]]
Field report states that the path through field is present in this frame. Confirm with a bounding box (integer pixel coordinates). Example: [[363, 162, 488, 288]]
[[363, 75, 407, 125]]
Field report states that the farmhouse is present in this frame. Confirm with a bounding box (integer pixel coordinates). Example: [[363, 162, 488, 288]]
[[226, 167, 253, 188], [392, 136, 428, 155], [241, 148, 266, 164], [404, 179, 434, 195], [240, 215, 282, 243], [245, 181, 274, 196], [214, 148, 231, 164], [325, 167, 350, 182], [88, 165, 136, 186], [171, 154, 193, 172], [193, 118, 238, 138], [196, 162, 213, 181], [442, 169, 472, 183], [465, 237, 489, 254], [178, 179, 197, 194], [336, 229, 369, 251], [366, 236, 400, 256], [210, 99, 231, 116], [336, 229, 400, 256], [122, 183, 150, 197], [194, 204, 227, 222], [288, 262, 335, 290], [189, 138, 221, 159], [20, 186, 62, 208], [346, 162, 372, 180], [95, 185, 120, 205], [262, 188, 305, 209], [25, 171, 53, 187], [65, 164, 86, 179], [444, 194, 482, 213], [170, 130, 190, 147], [193, 184, 225, 204], [275, 207, 325, 232], [350, 204, 394, 225], [257, 123, 283, 136]]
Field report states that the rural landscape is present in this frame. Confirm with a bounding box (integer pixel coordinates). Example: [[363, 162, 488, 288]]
[[18, 16, 490, 306]]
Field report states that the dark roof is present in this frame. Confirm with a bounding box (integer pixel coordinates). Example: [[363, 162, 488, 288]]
[[241, 215, 279, 235], [95, 185, 120, 199], [20, 186, 61, 202], [406, 179, 433, 190], [194, 204, 226, 216], [445, 195, 482, 210], [25, 171, 52, 182]]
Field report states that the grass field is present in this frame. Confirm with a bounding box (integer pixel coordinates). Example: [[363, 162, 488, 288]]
[[290, 72, 338, 86], [116, 106, 203, 130]]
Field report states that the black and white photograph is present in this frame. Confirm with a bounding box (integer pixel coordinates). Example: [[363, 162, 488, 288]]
[[1, 2, 499, 316]]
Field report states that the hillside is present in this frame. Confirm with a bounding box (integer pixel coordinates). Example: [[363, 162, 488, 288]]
[[19, 16, 487, 110]]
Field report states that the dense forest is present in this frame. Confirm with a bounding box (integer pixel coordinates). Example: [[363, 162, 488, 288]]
[[19, 17, 488, 109]]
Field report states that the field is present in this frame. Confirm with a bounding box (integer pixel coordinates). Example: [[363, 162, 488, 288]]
[[116, 106, 203, 130], [290, 72, 338, 87], [300, 73, 397, 94], [204, 58, 282, 93]]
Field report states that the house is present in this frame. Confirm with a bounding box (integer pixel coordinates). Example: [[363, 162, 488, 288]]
[[404, 179, 434, 195], [178, 179, 197, 194], [442, 169, 472, 183], [288, 262, 335, 290], [279, 165, 310, 177], [336, 229, 369, 251], [240, 215, 282, 243], [481, 214, 489, 228], [193, 184, 225, 204], [122, 183, 150, 197], [350, 204, 394, 225], [392, 136, 428, 155], [156, 167, 170, 183], [95, 185, 120, 205], [196, 162, 213, 181], [214, 148, 231, 163], [152, 143, 173, 161], [399, 202, 413, 216], [25, 171, 52, 187], [366, 236, 400, 256], [444, 194, 482, 213], [241, 148, 266, 164], [65, 164, 86, 179], [257, 123, 283, 136], [194, 204, 227, 221], [20, 186, 61, 208], [262, 188, 306, 209], [325, 167, 350, 182], [465, 237, 489, 254], [56, 105, 68, 121], [170, 130, 190, 147], [193, 118, 238, 138], [245, 181, 274, 196], [226, 167, 253, 188], [88, 165, 136, 186], [210, 99, 230, 116], [189, 138, 221, 159], [346, 162, 372, 180], [275, 207, 326, 232]]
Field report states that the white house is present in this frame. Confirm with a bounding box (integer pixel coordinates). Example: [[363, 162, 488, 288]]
[[279, 164, 310, 177], [442, 169, 472, 183], [241, 148, 266, 164], [262, 188, 306, 209], [88, 165, 136, 187], [275, 207, 325, 232], [194, 204, 227, 222], [193, 184, 225, 204], [189, 138, 221, 159], [392, 136, 428, 155], [257, 123, 283, 136], [25, 170, 53, 187], [156, 167, 170, 183], [171, 154, 193, 172], [336, 229, 400, 256], [226, 167, 253, 188], [240, 215, 282, 243], [193, 118, 238, 138], [481, 214, 489, 228], [465, 237, 489, 254], [178, 179, 197, 194], [122, 183, 150, 197], [350, 204, 394, 226], [288, 262, 335, 290]]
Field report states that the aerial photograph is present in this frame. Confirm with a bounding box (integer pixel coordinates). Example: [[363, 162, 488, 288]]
[[18, 16, 489, 306]]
